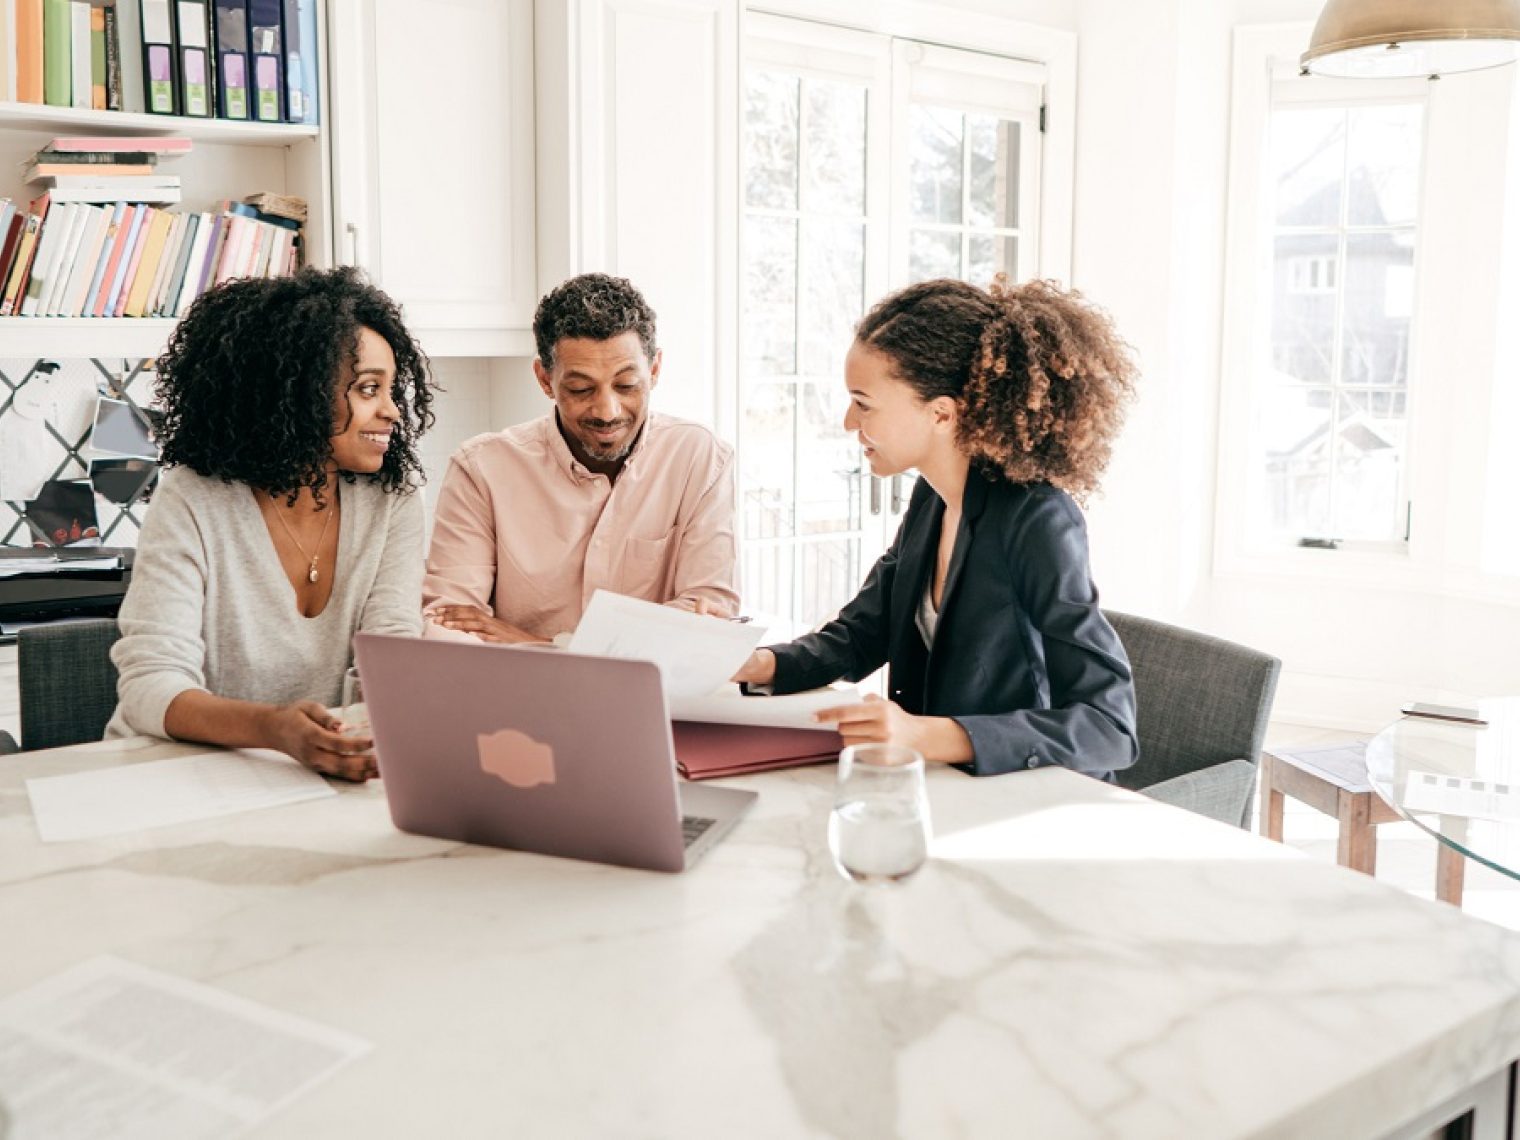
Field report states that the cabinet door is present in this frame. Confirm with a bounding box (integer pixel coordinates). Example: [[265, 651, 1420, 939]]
[[328, 0, 536, 356], [537, 0, 739, 428]]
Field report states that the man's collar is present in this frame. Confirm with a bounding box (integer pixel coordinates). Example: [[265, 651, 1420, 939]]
[[545, 410, 656, 483]]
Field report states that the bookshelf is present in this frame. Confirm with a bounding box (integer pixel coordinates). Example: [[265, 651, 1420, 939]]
[[0, 0, 333, 360]]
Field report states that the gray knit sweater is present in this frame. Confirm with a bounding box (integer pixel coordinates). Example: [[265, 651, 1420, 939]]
[[107, 467, 424, 739]]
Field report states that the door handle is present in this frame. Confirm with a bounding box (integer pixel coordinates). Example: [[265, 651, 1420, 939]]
[[890, 474, 905, 514], [345, 221, 361, 267], [869, 475, 882, 515]]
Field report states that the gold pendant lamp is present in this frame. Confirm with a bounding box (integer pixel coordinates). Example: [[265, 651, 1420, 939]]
[[1302, 0, 1520, 78]]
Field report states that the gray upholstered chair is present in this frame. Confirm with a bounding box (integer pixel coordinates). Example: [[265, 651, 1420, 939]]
[[18, 618, 122, 752], [0, 730, 17, 755], [1105, 610, 1281, 828]]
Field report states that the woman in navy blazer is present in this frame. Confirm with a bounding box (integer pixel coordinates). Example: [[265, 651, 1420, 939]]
[[735, 277, 1140, 780]]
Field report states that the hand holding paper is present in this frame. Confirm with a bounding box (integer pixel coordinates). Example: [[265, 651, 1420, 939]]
[[567, 590, 765, 699]]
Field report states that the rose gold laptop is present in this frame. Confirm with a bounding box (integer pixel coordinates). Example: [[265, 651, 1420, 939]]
[[352, 633, 757, 873]]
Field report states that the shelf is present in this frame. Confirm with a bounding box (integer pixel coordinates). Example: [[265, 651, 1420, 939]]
[[0, 318, 175, 361], [0, 102, 319, 147]]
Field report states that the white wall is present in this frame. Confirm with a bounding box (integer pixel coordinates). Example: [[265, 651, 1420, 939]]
[[1067, 0, 1520, 728]]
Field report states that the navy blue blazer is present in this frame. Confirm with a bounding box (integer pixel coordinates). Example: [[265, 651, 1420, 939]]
[[766, 469, 1139, 780]]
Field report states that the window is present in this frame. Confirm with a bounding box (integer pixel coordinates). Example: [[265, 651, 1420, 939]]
[[1254, 97, 1424, 545], [738, 16, 1046, 629]]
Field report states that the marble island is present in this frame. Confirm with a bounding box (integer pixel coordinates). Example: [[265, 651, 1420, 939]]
[[4, 735, 1520, 1138]]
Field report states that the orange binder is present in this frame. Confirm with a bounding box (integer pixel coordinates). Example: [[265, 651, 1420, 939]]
[[672, 722, 840, 781], [16, 0, 44, 103]]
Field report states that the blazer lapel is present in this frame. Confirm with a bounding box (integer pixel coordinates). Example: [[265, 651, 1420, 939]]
[[889, 485, 939, 654], [935, 467, 988, 623]]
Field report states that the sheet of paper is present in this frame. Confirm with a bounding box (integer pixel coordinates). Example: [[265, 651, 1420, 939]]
[[26, 749, 336, 843], [0, 956, 370, 1139], [1402, 768, 1520, 822], [669, 683, 860, 730], [566, 589, 765, 699], [0, 555, 122, 578]]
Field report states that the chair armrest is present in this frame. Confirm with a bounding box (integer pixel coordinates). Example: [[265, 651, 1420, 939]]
[[1141, 757, 1258, 829], [0, 729, 19, 756]]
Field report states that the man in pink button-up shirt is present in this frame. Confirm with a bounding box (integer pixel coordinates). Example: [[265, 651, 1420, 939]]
[[423, 274, 738, 643]]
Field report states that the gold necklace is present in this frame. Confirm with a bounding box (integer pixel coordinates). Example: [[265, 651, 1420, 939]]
[[269, 493, 336, 584]]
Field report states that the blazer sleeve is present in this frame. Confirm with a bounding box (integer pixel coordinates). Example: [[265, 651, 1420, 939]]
[[109, 477, 211, 738], [358, 488, 425, 637], [764, 510, 909, 694], [952, 491, 1139, 780]]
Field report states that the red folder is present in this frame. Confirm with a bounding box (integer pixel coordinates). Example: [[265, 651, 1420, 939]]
[[672, 722, 840, 780]]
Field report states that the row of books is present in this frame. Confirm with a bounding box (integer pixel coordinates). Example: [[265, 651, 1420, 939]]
[[24, 134, 190, 205], [7, 0, 319, 123], [0, 194, 302, 319]]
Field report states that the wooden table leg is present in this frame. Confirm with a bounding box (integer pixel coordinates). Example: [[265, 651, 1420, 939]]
[[1436, 842, 1467, 908], [1260, 754, 1285, 842], [1337, 790, 1377, 876]]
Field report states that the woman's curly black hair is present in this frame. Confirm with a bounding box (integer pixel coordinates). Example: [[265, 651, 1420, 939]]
[[153, 266, 436, 502], [855, 276, 1136, 500]]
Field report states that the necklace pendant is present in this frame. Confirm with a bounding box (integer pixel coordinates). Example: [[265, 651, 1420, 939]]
[[307, 563, 319, 584]]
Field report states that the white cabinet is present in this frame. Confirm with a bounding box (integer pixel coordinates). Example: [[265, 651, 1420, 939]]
[[535, 0, 738, 429], [327, 0, 536, 358]]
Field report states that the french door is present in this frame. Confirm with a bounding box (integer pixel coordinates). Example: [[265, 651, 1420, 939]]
[[739, 14, 1045, 631]]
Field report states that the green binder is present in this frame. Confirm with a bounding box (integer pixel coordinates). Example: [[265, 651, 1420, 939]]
[[43, 0, 71, 106]]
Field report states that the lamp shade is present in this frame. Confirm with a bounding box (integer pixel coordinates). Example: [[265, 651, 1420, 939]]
[[1302, 0, 1520, 78]]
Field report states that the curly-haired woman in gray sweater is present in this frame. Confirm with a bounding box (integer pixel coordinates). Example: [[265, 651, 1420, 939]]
[[107, 266, 437, 781]]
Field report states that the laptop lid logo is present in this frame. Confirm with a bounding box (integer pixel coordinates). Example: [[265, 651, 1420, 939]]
[[477, 729, 557, 788]]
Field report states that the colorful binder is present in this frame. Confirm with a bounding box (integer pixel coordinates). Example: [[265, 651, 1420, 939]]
[[139, 0, 177, 113], [68, 0, 90, 108], [88, 1, 106, 109], [247, 0, 281, 121], [17, 0, 45, 103], [210, 0, 247, 118], [173, 0, 210, 116], [280, 0, 314, 123], [42, 0, 70, 107]]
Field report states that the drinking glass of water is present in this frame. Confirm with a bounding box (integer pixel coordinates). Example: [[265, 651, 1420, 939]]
[[340, 666, 368, 737], [828, 743, 931, 885]]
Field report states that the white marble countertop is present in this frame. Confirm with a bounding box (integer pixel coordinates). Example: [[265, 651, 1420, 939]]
[[6, 736, 1520, 1139]]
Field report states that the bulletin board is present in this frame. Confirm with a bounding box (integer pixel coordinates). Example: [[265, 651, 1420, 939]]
[[0, 358, 159, 548]]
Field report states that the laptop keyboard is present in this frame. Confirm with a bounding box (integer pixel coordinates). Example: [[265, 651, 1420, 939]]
[[681, 815, 716, 848]]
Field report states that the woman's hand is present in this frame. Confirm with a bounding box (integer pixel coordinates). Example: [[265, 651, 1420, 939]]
[[732, 649, 777, 687], [262, 700, 377, 782], [430, 604, 549, 645], [813, 695, 973, 764]]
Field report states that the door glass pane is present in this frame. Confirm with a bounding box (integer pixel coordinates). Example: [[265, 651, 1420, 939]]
[[800, 538, 860, 626], [797, 381, 857, 536], [908, 229, 960, 282], [1346, 104, 1422, 227], [967, 234, 1017, 286], [1271, 107, 1345, 227], [1271, 233, 1338, 386], [803, 80, 866, 215], [909, 105, 963, 223], [800, 220, 864, 377], [741, 381, 797, 542], [967, 116, 1019, 228], [1341, 230, 1414, 387], [743, 216, 798, 376], [745, 72, 799, 210]]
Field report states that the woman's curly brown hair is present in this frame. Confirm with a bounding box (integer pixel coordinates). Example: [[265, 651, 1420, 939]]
[[854, 276, 1136, 497], [154, 266, 435, 505]]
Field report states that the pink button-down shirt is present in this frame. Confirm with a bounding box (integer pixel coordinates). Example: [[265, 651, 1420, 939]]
[[422, 412, 738, 640]]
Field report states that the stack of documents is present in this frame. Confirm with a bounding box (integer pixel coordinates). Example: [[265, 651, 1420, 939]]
[[567, 591, 847, 778]]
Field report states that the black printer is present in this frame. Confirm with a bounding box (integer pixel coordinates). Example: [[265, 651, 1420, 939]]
[[0, 547, 135, 624]]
